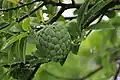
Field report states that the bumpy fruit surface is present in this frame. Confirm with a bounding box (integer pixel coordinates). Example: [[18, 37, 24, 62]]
[[36, 24, 71, 62]]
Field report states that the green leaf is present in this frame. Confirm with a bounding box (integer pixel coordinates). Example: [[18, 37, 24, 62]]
[[77, 0, 90, 28], [67, 21, 79, 40], [0, 0, 4, 8], [4, 37, 27, 64], [110, 16, 120, 27], [10, 67, 32, 80], [75, 0, 85, 4], [0, 71, 11, 80], [2, 0, 13, 22], [19, 37, 27, 63], [87, 22, 114, 30], [8, 40, 20, 63], [1, 21, 17, 31], [106, 11, 116, 18], [101, 55, 116, 78], [45, 5, 57, 17], [0, 23, 9, 30], [22, 18, 30, 32], [30, 17, 41, 27], [26, 43, 37, 55], [36, 8, 44, 22], [1, 32, 28, 50], [7, 0, 19, 4], [34, 52, 97, 80], [83, 0, 112, 27]]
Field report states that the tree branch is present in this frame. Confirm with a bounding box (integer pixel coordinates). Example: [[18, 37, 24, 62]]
[[0, 0, 81, 12], [16, 2, 45, 22], [46, 7, 66, 24], [64, 16, 77, 20], [0, 0, 40, 12], [0, 0, 92, 24], [44, 1, 81, 9], [71, 0, 75, 5], [80, 66, 103, 80]]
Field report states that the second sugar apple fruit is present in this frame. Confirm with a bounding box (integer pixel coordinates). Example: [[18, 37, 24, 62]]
[[36, 24, 71, 63]]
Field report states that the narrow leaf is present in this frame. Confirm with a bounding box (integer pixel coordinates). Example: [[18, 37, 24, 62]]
[[8, 43, 15, 63], [77, 0, 90, 28], [0, 0, 4, 8], [1, 32, 28, 50], [14, 40, 21, 62], [83, 0, 112, 27], [19, 37, 27, 63], [8, 40, 20, 63], [0, 23, 9, 30], [87, 22, 114, 30], [0, 21, 16, 31]]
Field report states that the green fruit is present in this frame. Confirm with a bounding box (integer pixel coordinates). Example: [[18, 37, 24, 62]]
[[36, 24, 71, 62]]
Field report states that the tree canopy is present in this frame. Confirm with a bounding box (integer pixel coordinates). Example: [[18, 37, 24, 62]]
[[0, 0, 120, 80]]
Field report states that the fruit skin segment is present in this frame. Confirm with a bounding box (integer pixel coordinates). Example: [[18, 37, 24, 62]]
[[36, 24, 71, 63]]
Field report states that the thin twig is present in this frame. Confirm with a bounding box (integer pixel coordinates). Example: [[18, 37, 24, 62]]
[[0, 23, 10, 30], [0, 1, 91, 24], [46, 1, 80, 9], [46, 7, 66, 24], [80, 66, 103, 80], [0, 1, 81, 31], [64, 16, 77, 20], [0, 0, 81, 12], [86, 30, 92, 37], [16, 2, 45, 22], [0, 0, 40, 12], [97, 14, 104, 23]]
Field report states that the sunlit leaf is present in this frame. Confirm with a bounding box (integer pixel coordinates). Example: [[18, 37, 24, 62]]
[[110, 16, 120, 27], [34, 52, 97, 80], [7, 0, 19, 4], [101, 55, 116, 78], [22, 18, 31, 32]]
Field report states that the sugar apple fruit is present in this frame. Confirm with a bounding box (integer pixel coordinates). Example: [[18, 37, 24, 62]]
[[36, 24, 71, 62]]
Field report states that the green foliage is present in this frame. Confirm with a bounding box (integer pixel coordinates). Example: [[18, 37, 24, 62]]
[[10, 66, 33, 80], [0, 0, 120, 80], [77, 0, 90, 29], [87, 22, 114, 30]]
